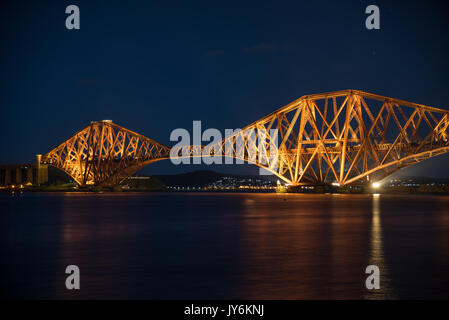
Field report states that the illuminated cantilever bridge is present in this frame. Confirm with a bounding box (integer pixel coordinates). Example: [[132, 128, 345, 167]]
[[41, 90, 449, 187]]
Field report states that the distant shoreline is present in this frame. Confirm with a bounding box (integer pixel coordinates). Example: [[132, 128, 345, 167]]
[[2, 186, 449, 196]]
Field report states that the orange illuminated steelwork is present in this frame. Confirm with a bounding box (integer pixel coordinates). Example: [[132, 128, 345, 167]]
[[42, 121, 170, 186], [42, 90, 449, 186]]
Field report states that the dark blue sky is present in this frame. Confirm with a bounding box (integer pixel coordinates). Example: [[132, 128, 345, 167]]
[[1, 0, 449, 176]]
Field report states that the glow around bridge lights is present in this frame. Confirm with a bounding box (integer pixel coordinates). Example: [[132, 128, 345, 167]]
[[372, 182, 381, 189]]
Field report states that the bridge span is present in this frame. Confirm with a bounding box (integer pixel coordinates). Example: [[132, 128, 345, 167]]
[[37, 90, 449, 187]]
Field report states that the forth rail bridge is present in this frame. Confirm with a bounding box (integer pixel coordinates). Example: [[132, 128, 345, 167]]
[[1, 90, 448, 188]]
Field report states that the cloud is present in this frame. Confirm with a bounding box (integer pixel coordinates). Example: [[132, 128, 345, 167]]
[[242, 43, 297, 55], [76, 78, 105, 86], [205, 50, 225, 57], [204, 43, 297, 57], [243, 43, 275, 54]]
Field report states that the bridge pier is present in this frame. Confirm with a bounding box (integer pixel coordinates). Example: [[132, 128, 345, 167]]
[[36, 154, 48, 185], [0, 161, 46, 187], [15, 167, 22, 184], [26, 167, 33, 184], [5, 169, 11, 185]]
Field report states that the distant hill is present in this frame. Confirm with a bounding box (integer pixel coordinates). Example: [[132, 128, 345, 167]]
[[45, 167, 277, 187], [151, 170, 277, 187]]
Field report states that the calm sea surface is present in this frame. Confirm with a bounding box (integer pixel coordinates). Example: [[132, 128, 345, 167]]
[[1, 192, 448, 299]]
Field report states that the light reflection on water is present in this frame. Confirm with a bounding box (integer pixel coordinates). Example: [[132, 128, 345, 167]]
[[0, 192, 448, 299], [364, 194, 394, 299]]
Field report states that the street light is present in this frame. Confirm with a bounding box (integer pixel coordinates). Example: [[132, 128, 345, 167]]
[[372, 182, 381, 188]]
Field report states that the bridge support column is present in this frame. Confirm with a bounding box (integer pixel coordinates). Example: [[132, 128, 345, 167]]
[[16, 167, 22, 184], [5, 169, 11, 185], [36, 154, 48, 185], [26, 168, 33, 184]]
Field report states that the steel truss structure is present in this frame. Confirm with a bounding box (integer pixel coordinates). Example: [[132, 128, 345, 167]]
[[42, 121, 170, 186], [42, 90, 449, 186]]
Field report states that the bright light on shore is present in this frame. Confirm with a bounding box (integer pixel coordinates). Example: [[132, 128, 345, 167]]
[[372, 182, 381, 188], [331, 182, 340, 187]]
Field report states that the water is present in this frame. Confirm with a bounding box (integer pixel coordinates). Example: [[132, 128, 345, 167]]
[[1, 192, 448, 299]]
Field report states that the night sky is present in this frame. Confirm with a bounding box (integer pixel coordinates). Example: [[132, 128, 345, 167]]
[[1, 0, 449, 177]]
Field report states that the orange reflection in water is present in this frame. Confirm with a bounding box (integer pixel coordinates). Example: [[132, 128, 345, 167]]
[[363, 194, 395, 299], [238, 193, 383, 299]]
